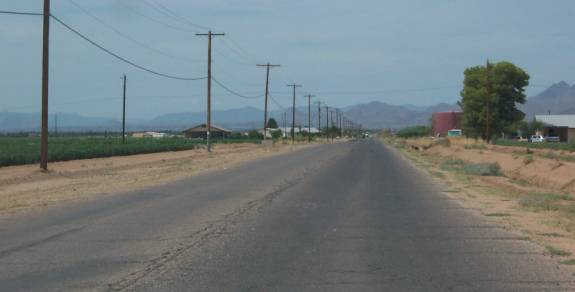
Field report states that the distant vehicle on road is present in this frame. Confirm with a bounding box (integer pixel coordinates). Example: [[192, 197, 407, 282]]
[[529, 135, 545, 143]]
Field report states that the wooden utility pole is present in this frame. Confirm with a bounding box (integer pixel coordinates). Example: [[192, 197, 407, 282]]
[[122, 74, 127, 144], [283, 111, 287, 139], [485, 59, 491, 143], [257, 63, 280, 140], [306, 94, 314, 143], [317, 101, 321, 138], [339, 112, 343, 137], [288, 83, 302, 144], [196, 31, 225, 152], [54, 113, 58, 137], [335, 109, 340, 137], [329, 110, 335, 142], [325, 105, 329, 140], [40, 0, 50, 171]]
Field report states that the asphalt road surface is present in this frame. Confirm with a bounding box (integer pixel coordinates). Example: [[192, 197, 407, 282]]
[[0, 140, 574, 291]]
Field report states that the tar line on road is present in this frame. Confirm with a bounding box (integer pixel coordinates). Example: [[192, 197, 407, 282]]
[[0, 140, 574, 291]]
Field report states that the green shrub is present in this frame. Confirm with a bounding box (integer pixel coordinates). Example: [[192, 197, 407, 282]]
[[462, 163, 502, 176], [523, 155, 534, 165], [464, 144, 486, 150], [396, 126, 431, 139], [440, 158, 465, 171], [435, 138, 451, 147], [519, 193, 574, 212], [440, 158, 502, 176]]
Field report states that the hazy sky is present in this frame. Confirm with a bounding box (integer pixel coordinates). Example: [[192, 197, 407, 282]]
[[1, 0, 574, 119]]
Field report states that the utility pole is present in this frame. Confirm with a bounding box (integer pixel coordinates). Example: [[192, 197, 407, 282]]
[[335, 109, 340, 138], [485, 59, 491, 143], [122, 74, 127, 144], [306, 94, 314, 143], [339, 112, 343, 138], [40, 0, 50, 171], [283, 111, 287, 139], [325, 105, 329, 140], [329, 110, 335, 142], [288, 83, 302, 144], [257, 63, 280, 140], [54, 113, 58, 137], [196, 31, 225, 152], [317, 101, 321, 139]]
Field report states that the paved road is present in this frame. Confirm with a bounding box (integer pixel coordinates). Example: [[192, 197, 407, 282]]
[[0, 140, 573, 291]]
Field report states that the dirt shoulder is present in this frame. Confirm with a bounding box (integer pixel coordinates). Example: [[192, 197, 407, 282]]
[[384, 136, 575, 269], [0, 142, 315, 218]]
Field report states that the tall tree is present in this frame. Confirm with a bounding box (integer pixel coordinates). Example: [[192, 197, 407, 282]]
[[459, 61, 530, 141], [267, 118, 279, 129]]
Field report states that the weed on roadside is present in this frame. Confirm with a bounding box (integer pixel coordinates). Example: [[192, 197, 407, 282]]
[[523, 155, 534, 165], [545, 245, 572, 257], [435, 139, 451, 148], [519, 193, 574, 212], [440, 158, 502, 177], [485, 213, 510, 217], [560, 259, 575, 265], [510, 178, 529, 186], [462, 163, 502, 176], [464, 144, 486, 150]]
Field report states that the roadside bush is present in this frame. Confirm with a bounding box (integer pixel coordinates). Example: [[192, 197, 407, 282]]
[[519, 193, 574, 212], [434, 138, 451, 148], [440, 158, 502, 176], [523, 155, 534, 165], [462, 162, 502, 176], [464, 144, 486, 150], [440, 158, 465, 171], [396, 126, 431, 139]]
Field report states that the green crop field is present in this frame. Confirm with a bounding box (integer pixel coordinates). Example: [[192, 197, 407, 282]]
[[493, 139, 575, 152], [0, 136, 261, 167]]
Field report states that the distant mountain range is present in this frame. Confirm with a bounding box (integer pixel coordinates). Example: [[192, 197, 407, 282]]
[[521, 81, 575, 119], [1, 82, 573, 132]]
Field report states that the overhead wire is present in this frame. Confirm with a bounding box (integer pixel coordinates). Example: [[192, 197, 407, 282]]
[[68, 0, 199, 62], [144, 0, 211, 31], [212, 77, 263, 99], [0, 10, 43, 16], [66, 0, 201, 64], [51, 14, 206, 81], [113, 0, 198, 33], [268, 92, 286, 110]]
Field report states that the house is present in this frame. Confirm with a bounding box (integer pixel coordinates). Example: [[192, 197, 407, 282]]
[[535, 115, 575, 142], [183, 124, 232, 139], [132, 132, 168, 138], [276, 127, 320, 138]]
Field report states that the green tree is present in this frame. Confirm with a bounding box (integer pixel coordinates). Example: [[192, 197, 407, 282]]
[[267, 118, 279, 129], [513, 119, 544, 137], [270, 129, 282, 140], [459, 61, 530, 141]]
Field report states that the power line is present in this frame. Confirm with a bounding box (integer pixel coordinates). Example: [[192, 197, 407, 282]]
[[66, 0, 200, 64], [269, 93, 286, 110], [212, 77, 263, 99], [144, 0, 211, 31], [51, 14, 206, 81], [0, 10, 43, 16], [113, 0, 197, 33]]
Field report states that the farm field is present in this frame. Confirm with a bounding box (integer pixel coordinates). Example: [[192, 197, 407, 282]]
[[494, 139, 575, 151], [0, 136, 261, 167]]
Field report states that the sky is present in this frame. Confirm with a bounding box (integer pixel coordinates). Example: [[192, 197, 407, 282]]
[[1, 0, 574, 120]]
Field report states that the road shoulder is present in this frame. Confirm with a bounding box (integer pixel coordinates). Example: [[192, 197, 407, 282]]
[[381, 137, 575, 273]]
